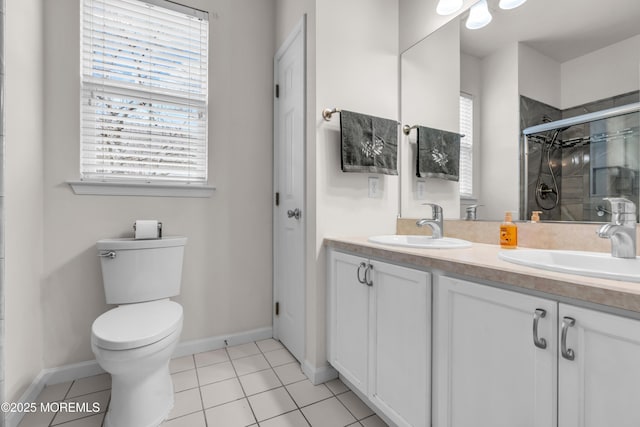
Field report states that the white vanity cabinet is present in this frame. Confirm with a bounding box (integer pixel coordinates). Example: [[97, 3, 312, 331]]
[[327, 250, 371, 393], [434, 275, 640, 427], [433, 275, 558, 427], [327, 249, 431, 427], [559, 304, 640, 427]]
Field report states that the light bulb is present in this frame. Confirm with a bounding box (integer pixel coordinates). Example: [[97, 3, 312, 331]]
[[436, 0, 463, 16], [466, 0, 492, 30], [499, 0, 527, 9]]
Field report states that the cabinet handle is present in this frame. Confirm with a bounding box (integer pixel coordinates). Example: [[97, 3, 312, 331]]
[[561, 317, 576, 361], [364, 264, 373, 286], [532, 309, 547, 349], [357, 262, 367, 284]]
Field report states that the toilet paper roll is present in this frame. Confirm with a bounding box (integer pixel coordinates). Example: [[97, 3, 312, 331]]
[[134, 220, 161, 239]]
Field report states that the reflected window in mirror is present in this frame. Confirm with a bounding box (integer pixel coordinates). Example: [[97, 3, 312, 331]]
[[459, 93, 474, 199]]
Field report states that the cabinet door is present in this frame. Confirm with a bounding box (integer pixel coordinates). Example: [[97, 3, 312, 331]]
[[327, 250, 371, 393], [559, 304, 640, 427], [433, 276, 557, 427], [369, 261, 430, 427]]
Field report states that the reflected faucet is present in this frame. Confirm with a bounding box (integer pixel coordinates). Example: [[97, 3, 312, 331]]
[[417, 203, 443, 239], [596, 198, 637, 259], [465, 204, 483, 221]]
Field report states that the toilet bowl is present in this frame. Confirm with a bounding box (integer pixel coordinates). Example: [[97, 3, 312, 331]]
[[92, 300, 184, 427], [92, 236, 187, 427]]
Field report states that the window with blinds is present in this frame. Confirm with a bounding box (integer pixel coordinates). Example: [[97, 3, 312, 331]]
[[81, 0, 209, 183], [459, 94, 474, 198]]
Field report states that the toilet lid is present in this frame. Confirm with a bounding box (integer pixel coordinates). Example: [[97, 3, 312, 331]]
[[92, 300, 183, 350]]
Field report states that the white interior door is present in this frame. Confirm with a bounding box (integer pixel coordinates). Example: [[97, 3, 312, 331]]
[[273, 17, 305, 363]]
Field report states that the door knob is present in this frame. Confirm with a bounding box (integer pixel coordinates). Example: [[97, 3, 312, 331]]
[[287, 208, 301, 220]]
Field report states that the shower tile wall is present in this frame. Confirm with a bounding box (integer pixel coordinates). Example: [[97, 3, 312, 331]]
[[520, 96, 562, 220], [521, 92, 640, 222]]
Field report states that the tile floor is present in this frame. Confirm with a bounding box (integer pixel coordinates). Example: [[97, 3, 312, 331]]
[[18, 339, 388, 427]]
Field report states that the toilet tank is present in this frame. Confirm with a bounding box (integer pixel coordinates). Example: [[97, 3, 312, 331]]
[[96, 236, 187, 304]]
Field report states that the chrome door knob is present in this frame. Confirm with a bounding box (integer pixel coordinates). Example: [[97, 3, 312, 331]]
[[287, 208, 301, 220]]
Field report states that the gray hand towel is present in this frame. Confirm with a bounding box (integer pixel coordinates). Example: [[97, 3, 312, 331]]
[[416, 126, 460, 181], [340, 110, 398, 175]]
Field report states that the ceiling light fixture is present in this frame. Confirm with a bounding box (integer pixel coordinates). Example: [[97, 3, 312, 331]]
[[499, 0, 527, 10], [436, 0, 463, 16], [466, 0, 492, 30]]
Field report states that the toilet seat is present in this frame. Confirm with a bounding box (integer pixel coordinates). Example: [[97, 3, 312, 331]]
[[92, 300, 183, 351]]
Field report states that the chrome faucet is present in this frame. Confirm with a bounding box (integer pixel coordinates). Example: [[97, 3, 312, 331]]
[[417, 203, 444, 239], [597, 197, 637, 259], [465, 204, 483, 221]]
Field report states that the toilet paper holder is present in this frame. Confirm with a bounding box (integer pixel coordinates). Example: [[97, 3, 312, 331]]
[[133, 221, 163, 238]]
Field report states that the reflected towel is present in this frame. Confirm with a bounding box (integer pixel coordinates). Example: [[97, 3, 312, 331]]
[[416, 126, 460, 181], [340, 110, 398, 175]]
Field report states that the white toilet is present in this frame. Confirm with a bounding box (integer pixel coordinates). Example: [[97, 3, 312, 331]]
[[91, 236, 187, 427]]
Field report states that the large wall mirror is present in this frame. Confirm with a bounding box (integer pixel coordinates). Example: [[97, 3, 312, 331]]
[[400, 0, 640, 222]]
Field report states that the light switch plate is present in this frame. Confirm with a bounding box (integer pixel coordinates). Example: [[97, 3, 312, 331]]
[[368, 176, 379, 198], [417, 180, 426, 200]]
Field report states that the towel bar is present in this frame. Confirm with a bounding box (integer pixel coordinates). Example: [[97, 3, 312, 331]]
[[322, 107, 342, 121], [323, 107, 402, 126], [402, 124, 417, 135], [403, 124, 465, 138]]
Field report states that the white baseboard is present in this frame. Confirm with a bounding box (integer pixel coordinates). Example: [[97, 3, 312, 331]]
[[5, 327, 273, 427], [172, 326, 273, 359], [302, 360, 338, 385]]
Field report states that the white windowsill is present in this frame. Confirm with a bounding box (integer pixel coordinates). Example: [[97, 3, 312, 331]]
[[67, 180, 216, 198]]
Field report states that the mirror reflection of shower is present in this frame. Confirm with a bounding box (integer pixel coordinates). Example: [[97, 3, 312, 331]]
[[521, 92, 640, 222], [534, 126, 562, 211]]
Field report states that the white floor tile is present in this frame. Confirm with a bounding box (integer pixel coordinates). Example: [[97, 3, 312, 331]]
[[232, 354, 271, 376], [285, 380, 333, 408], [54, 413, 105, 427], [258, 410, 310, 427], [263, 349, 296, 368], [200, 377, 244, 409], [161, 410, 207, 427], [273, 363, 307, 385], [35, 381, 72, 403], [301, 397, 357, 427], [256, 339, 284, 353], [170, 355, 195, 374], [66, 374, 111, 398], [247, 387, 297, 422], [205, 398, 256, 427], [24, 341, 370, 427], [194, 348, 229, 367], [17, 409, 56, 427], [167, 388, 203, 420], [227, 342, 261, 360], [172, 369, 199, 392], [337, 391, 374, 420], [239, 369, 282, 396], [360, 414, 388, 427], [51, 390, 110, 425], [197, 361, 236, 386], [325, 378, 349, 396]]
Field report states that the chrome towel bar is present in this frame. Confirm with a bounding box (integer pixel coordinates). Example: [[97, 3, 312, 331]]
[[322, 107, 342, 121], [403, 124, 464, 138]]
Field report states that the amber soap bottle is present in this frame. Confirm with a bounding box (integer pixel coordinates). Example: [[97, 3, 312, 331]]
[[500, 211, 518, 249]]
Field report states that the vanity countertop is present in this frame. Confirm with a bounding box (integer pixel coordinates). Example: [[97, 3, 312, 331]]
[[325, 236, 640, 313]]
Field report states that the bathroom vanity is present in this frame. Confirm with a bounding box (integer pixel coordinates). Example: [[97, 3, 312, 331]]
[[325, 237, 640, 427]]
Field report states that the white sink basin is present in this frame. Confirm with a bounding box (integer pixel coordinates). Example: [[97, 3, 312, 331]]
[[498, 249, 640, 283], [368, 235, 472, 249]]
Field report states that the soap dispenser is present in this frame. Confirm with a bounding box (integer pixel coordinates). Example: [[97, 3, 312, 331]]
[[500, 211, 518, 249]]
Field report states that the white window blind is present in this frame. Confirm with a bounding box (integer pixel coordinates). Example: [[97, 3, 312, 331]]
[[459, 94, 474, 198], [81, 0, 209, 183]]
